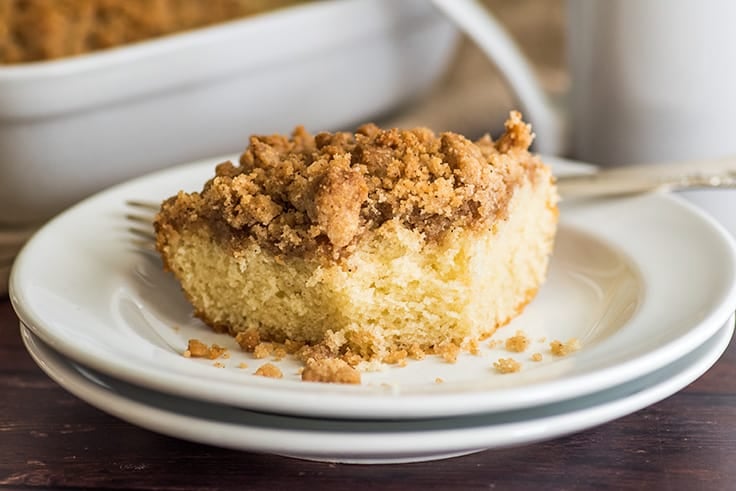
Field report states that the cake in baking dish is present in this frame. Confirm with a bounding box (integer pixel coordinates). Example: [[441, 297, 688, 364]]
[[154, 111, 559, 365], [0, 0, 307, 64]]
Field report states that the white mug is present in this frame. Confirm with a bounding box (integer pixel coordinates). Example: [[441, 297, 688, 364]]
[[566, 0, 736, 166], [436, 0, 736, 166]]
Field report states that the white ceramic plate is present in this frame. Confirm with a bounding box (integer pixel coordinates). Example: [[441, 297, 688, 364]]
[[9, 157, 736, 419], [20, 317, 735, 464]]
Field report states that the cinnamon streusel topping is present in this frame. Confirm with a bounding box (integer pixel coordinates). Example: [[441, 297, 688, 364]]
[[157, 111, 542, 262]]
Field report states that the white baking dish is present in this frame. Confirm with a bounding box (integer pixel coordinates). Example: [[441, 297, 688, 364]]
[[0, 0, 458, 225]]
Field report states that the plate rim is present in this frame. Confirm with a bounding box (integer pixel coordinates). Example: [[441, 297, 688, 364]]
[[10, 156, 736, 419]]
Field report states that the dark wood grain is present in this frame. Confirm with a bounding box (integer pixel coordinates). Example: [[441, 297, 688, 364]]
[[2, 295, 736, 491]]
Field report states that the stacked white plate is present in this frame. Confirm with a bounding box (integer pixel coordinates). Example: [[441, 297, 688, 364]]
[[10, 157, 736, 464]]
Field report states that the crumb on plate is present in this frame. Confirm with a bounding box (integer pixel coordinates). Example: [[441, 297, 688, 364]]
[[301, 358, 361, 384], [505, 330, 530, 352], [493, 357, 522, 374], [183, 339, 227, 360], [383, 349, 408, 365], [550, 338, 581, 356], [438, 343, 460, 363], [254, 363, 283, 378]]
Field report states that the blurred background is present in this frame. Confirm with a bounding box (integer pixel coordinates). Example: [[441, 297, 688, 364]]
[[3, 0, 735, 283], [384, 0, 566, 139]]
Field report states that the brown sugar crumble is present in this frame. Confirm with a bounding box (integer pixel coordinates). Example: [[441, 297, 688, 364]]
[[272, 347, 288, 361], [408, 344, 426, 360], [550, 338, 582, 357], [301, 358, 361, 384], [435, 377, 444, 384], [253, 342, 275, 359], [0, 0, 308, 64], [505, 330, 530, 353], [182, 339, 227, 360], [530, 352, 543, 362], [467, 338, 481, 356], [235, 328, 260, 352], [254, 363, 283, 379], [157, 111, 541, 262], [493, 357, 522, 374], [438, 343, 461, 363], [383, 350, 409, 365]]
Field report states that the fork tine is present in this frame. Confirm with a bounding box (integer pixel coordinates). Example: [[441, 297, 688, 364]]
[[125, 200, 158, 252], [128, 226, 156, 242], [126, 200, 160, 212], [126, 213, 155, 225], [130, 238, 157, 252]]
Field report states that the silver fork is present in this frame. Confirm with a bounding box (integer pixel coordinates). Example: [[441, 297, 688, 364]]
[[555, 159, 736, 199], [126, 200, 159, 252]]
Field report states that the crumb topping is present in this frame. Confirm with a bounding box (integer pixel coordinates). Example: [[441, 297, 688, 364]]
[[253, 342, 274, 359], [235, 329, 261, 351], [254, 363, 283, 378], [1, 0, 308, 64], [467, 338, 481, 355], [505, 330, 530, 353], [438, 343, 461, 363], [301, 358, 361, 384], [182, 339, 227, 360], [550, 338, 581, 356], [383, 350, 409, 365], [531, 352, 543, 362], [407, 344, 426, 360], [156, 111, 542, 261], [493, 357, 522, 374]]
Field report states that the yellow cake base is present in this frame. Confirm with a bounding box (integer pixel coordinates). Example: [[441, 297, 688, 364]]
[[158, 169, 557, 361]]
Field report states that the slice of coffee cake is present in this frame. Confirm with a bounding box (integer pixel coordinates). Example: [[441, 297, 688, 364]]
[[155, 111, 558, 365]]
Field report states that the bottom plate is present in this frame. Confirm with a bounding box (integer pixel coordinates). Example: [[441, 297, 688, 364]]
[[21, 315, 735, 464]]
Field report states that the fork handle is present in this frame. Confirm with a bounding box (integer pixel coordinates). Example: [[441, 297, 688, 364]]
[[556, 156, 736, 199]]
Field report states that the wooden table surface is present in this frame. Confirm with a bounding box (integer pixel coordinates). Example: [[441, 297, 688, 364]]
[[3, 1, 736, 490]]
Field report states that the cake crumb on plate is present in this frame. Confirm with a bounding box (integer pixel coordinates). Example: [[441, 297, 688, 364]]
[[301, 358, 361, 384], [493, 357, 522, 374], [183, 339, 227, 360], [505, 330, 530, 352], [550, 338, 581, 356], [254, 363, 283, 378]]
